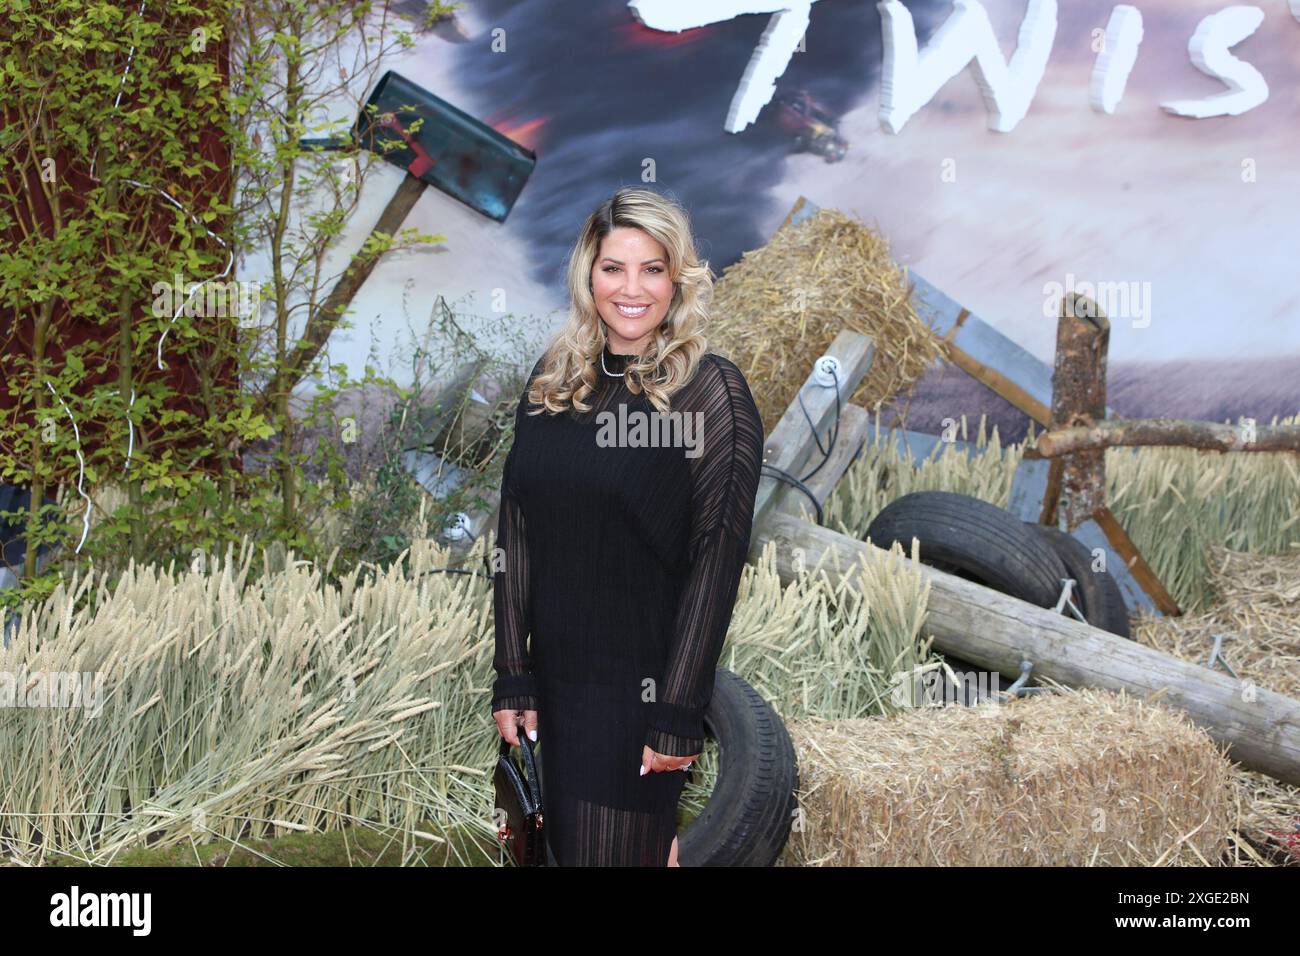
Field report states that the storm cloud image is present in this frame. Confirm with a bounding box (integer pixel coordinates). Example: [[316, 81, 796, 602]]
[[325, 0, 1300, 429]]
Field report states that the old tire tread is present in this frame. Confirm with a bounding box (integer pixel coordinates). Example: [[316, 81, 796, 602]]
[[865, 490, 1069, 608], [678, 668, 798, 867]]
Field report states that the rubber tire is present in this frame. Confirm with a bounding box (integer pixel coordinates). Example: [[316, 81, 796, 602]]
[[1026, 523, 1132, 639], [865, 491, 1072, 679], [677, 668, 799, 867], [865, 491, 1070, 608]]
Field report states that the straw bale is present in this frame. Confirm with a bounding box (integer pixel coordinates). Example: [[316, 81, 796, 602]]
[[1134, 543, 1300, 864], [781, 686, 1234, 866], [706, 207, 944, 432]]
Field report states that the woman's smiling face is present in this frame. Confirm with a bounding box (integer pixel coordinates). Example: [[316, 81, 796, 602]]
[[591, 227, 674, 356]]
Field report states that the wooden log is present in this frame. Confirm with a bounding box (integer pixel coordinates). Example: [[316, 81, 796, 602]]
[[1037, 417, 1300, 457], [1050, 293, 1110, 531], [1038, 290, 1214, 615], [748, 508, 1300, 787]]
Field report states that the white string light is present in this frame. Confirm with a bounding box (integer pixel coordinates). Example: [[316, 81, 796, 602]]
[[44, 382, 92, 554], [120, 177, 235, 370], [85, 1, 236, 371], [88, 0, 148, 180], [50, 0, 227, 563]]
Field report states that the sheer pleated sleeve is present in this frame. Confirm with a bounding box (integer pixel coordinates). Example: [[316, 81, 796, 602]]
[[490, 360, 544, 714], [643, 356, 765, 757]]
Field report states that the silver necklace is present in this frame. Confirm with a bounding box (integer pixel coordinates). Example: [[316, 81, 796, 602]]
[[600, 351, 628, 378]]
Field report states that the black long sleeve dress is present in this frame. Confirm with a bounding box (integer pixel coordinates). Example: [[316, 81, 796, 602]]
[[491, 343, 765, 866]]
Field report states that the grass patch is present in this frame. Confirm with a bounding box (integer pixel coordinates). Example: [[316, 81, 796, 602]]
[[42, 821, 499, 867]]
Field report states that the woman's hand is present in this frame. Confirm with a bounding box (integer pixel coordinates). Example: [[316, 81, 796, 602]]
[[640, 745, 697, 775], [493, 708, 538, 747]]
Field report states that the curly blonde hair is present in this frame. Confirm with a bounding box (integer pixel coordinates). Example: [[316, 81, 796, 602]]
[[525, 187, 712, 417]]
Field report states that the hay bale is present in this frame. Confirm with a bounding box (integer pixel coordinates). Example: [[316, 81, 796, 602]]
[[1137, 543, 1300, 702], [706, 206, 944, 433], [782, 687, 1234, 866], [1133, 542, 1300, 864]]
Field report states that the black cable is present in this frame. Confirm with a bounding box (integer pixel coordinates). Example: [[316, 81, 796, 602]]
[[754, 362, 852, 528], [342, 560, 488, 589], [797, 366, 842, 484], [410, 566, 482, 578], [760, 464, 824, 525]]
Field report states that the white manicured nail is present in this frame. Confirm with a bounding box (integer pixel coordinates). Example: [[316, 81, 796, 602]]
[[639, 765, 647, 776], [528, 729, 537, 741]]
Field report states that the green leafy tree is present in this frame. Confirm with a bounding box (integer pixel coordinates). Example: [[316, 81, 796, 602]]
[[0, 0, 456, 610]]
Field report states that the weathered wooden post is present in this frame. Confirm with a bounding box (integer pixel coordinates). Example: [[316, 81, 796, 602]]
[[1037, 292, 1181, 615], [1043, 292, 1110, 531]]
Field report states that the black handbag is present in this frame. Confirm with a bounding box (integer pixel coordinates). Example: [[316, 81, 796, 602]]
[[493, 728, 546, 866]]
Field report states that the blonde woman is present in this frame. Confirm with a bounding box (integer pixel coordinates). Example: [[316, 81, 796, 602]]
[[490, 187, 764, 866]]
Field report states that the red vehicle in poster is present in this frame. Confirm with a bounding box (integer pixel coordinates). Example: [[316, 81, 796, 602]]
[[770, 89, 848, 163]]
